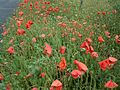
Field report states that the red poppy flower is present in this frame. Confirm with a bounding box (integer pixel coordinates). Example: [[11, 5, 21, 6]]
[[80, 41, 90, 51], [26, 23, 31, 29], [97, 11, 101, 15], [44, 1, 50, 4], [86, 38, 92, 44], [53, 7, 59, 13], [91, 52, 98, 58], [78, 24, 82, 28], [30, 3, 33, 7], [81, 43, 94, 54], [108, 57, 117, 65], [6, 83, 11, 90], [98, 60, 108, 71], [78, 33, 82, 38], [99, 57, 117, 71], [98, 36, 104, 43], [17, 28, 25, 35], [105, 31, 110, 36], [47, 6, 53, 11], [9, 38, 14, 43], [0, 73, 4, 81], [20, 41, 24, 45], [32, 87, 38, 90], [15, 72, 20, 76], [107, 36, 111, 38], [105, 80, 118, 88], [42, 6, 46, 9], [34, 1, 39, 5], [60, 46, 66, 54], [58, 57, 67, 71], [115, 35, 120, 44], [74, 60, 88, 73], [50, 79, 62, 90], [72, 21, 77, 26], [29, 7, 32, 11], [18, 11, 24, 16], [28, 20, 33, 25], [102, 11, 106, 15], [44, 43, 52, 57], [39, 72, 45, 78], [7, 46, 15, 54], [32, 37, 37, 43], [90, 32, 94, 37], [58, 22, 67, 28], [26, 20, 33, 29], [105, 31, 111, 38], [24, 0, 29, 3], [88, 46, 94, 54], [71, 37, 76, 42], [2, 30, 8, 36], [16, 20, 22, 27], [71, 70, 84, 79]]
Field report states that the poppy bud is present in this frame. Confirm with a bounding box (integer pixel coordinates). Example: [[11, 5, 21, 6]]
[[98, 36, 104, 43], [60, 46, 66, 54], [0, 73, 4, 81], [105, 80, 118, 89], [91, 52, 98, 58], [7, 46, 15, 54]]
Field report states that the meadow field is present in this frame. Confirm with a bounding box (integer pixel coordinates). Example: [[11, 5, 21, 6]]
[[0, 0, 120, 90]]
